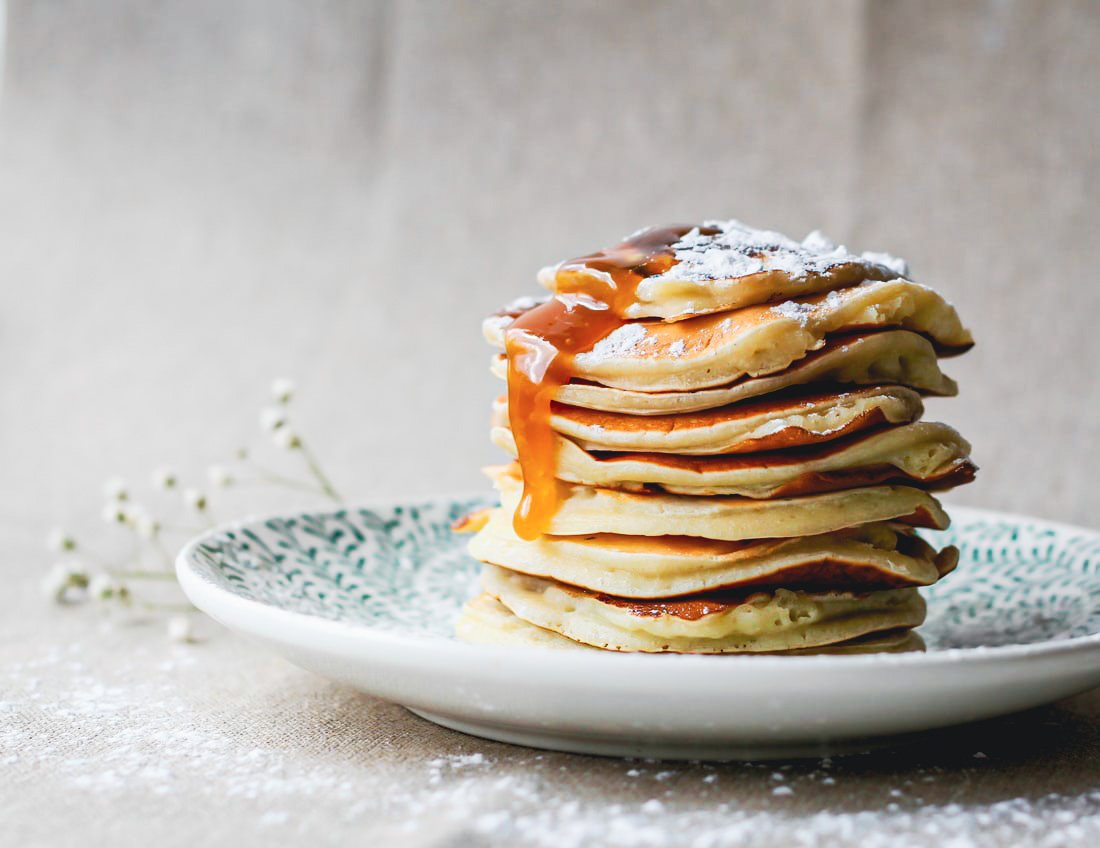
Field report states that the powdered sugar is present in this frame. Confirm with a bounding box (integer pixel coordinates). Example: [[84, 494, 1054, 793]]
[[647, 220, 910, 284], [770, 299, 819, 326], [575, 323, 649, 363], [861, 250, 910, 277], [7, 638, 1100, 848]]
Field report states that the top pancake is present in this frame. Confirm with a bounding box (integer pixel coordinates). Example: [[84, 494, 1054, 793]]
[[537, 220, 908, 321], [485, 279, 973, 392]]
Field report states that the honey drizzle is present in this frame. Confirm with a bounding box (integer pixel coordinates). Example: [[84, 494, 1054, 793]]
[[504, 225, 716, 540]]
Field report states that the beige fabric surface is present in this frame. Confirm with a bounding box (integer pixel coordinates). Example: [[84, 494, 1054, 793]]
[[2, 1, 1100, 845], [4, 541, 1100, 848]]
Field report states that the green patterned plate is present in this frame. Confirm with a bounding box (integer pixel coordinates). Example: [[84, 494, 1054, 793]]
[[177, 499, 1100, 759]]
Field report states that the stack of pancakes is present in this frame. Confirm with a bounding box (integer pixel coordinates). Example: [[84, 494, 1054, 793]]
[[457, 220, 975, 654]]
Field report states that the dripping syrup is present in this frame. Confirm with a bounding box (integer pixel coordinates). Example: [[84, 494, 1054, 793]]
[[504, 225, 717, 540]]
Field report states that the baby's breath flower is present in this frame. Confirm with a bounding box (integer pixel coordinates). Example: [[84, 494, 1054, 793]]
[[259, 407, 287, 432], [167, 615, 194, 643], [41, 564, 69, 600], [206, 465, 233, 488], [272, 427, 301, 450], [102, 477, 129, 501], [183, 488, 208, 512], [236, 447, 249, 460], [134, 513, 161, 539], [88, 572, 119, 601], [47, 528, 77, 553], [271, 378, 295, 405], [42, 562, 89, 604], [101, 502, 129, 525], [151, 466, 178, 490]]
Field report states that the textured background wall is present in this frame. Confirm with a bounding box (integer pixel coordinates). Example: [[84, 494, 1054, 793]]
[[2, 0, 1099, 555]]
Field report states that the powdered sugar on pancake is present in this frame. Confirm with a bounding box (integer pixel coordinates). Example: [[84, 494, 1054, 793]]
[[861, 250, 910, 277], [646, 220, 909, 284], [770, 300, 818, 326], [575, 323, 648, 363]]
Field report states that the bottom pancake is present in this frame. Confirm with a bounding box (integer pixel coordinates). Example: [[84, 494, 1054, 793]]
[[480, 565, 926, 654], [458, 592, 926, 655]]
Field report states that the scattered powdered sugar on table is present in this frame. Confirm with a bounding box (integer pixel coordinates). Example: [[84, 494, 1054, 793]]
[[646, 220, 909, 283], [6, 638, 1100, 847]]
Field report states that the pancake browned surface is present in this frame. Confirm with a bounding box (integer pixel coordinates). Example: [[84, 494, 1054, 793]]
[[490, 421, 976, 497], [536, 221, 907, 322], [479, 565, 927, 653], [490, 329, 959, 414], [484, 278, 972, 392], [464, 219, 975, 653], [469, 508, 958, 597], [493, 385, 924, 455]]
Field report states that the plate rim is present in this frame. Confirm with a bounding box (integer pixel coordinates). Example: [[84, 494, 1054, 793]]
[[176, 495, 1100, 670]]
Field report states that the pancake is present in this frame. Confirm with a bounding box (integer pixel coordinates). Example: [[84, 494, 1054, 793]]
[[481, 565, 926, 653], [484, 279, 973, 392], [490, 421, 976, 498], [488, 464, 950, 540], [536, 220, 907, 322], [491, 329, 957, 414], [457, 593, 927, 654], [458, 593, 585, 650], [468, 508, 959, 596], [493, 386, 923, 455]]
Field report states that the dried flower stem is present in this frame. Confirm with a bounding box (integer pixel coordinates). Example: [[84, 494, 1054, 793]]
[[299, 440, 343, 503], [239, 460, 321, 493], [109, 569, 178, 581], [46, 377, 344, 640], [139, 601, 197, 614]]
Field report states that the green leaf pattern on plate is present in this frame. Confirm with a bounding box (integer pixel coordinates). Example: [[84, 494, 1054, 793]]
[[189, 499, 1100, 649]]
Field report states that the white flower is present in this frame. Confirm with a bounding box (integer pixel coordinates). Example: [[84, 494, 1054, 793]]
[[206, 465, 233, 488], [259, 407, 287, 431], [151, 466, 178, 490], [102, 477, 129, 501], [167, 615, 194, 643], [42, 562, 89, 603], [41, 563, 71, 601], [134, 512, 160, 539], [47, 528, 76, 553], [272, 427, 301, 450], [101, 502, 129, 524], [125, 502, 149, 521], [271, 378, 295, 404], [88, 572, 118, 601], [183, 489, 207, 512]]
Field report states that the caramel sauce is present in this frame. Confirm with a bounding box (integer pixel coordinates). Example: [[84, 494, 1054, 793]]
[[504, 225, 716, 540]]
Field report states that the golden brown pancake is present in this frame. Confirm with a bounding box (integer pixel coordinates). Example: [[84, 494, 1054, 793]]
[[536, 220, 907, 321], [490, 329, 958, 414], [457, 593, 927, 653], [490, 421, 976, 497], [484, 279, 973, 392], [493, 385, 923, 456], [480, 564, 927, 653], [488, 464, 950, 541], [468, 508, 959, 597]]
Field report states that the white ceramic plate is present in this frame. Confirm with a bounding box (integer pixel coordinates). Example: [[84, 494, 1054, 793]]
[[177, 498, 1100, 760]]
